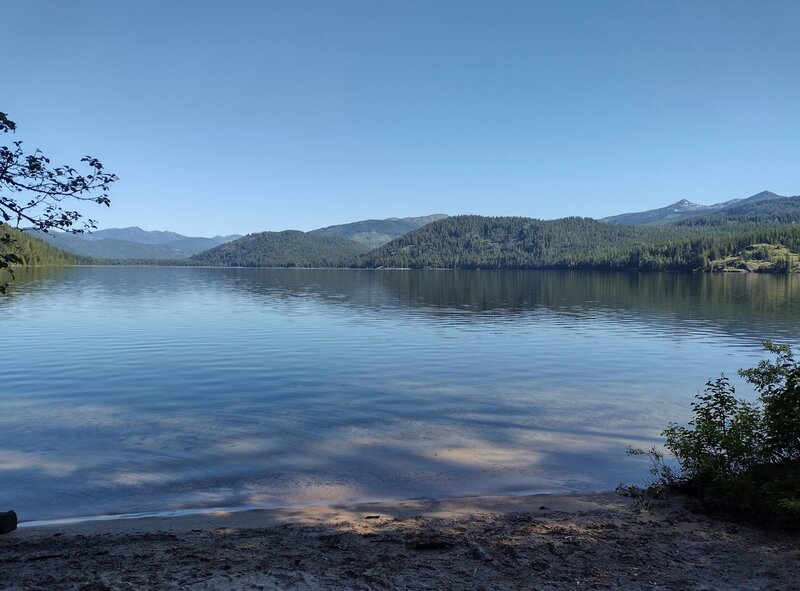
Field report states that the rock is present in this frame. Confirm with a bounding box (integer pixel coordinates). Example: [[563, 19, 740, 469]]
[[468, 543, 494, 562], [0, 510, 17, 534]]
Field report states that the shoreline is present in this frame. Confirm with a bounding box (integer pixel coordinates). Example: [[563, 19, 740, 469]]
[[16, 263, 800, 275], [17, 491, 608, 530], [15, 491, 621, 533], [4, 491, 799, 590]]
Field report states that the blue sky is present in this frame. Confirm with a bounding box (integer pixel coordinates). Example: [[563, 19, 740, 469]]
[[5, 1, 799, 236]]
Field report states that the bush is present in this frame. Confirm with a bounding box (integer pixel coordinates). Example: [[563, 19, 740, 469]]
[[632, 342, 800, 527]]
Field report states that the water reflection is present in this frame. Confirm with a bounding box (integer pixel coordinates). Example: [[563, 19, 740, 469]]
[[2, 267, 799, 521], [7, 267, 798, 342]]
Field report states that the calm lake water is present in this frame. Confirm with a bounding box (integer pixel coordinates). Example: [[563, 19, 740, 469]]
[[2, 267, 799, 522]]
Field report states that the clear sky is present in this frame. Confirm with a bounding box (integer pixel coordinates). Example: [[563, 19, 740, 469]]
[[5, 0, 799, 236]]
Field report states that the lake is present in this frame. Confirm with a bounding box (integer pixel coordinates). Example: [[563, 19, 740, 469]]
[[2, 267, 798, 523]]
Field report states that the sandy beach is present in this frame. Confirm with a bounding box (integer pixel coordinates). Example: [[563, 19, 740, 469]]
[[2, 492, 798, 590]]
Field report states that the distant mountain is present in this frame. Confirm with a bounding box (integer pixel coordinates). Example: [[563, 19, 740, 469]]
[[675, 195, 800, 227], [34, 227, 242, 260], [602, 191, 789, 225], [309, 214, 449, 248], [79, 227, 189, 244], [190, 230, 369, 267]]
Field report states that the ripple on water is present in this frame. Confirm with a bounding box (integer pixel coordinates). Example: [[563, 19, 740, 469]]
[[2, 268, 799, 521]]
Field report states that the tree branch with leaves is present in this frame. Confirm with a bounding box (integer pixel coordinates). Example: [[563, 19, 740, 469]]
[[0, 111, 117, 292]]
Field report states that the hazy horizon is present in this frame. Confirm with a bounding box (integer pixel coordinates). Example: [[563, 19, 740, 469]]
[[72, 188, 792, 237]]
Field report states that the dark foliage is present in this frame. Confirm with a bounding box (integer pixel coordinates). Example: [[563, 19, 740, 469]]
[[633, 343, 800, 526], [355, 215, 800, 272], [0, 226, 77, 268]]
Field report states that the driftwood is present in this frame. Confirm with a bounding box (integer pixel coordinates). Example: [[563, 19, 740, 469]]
[[0, 510, 17, 534]]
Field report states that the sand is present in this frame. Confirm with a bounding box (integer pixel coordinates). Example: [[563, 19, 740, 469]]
[[2, 492, 798, 590]]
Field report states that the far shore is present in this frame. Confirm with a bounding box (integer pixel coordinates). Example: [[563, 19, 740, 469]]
[[3, 491, 799, 590]]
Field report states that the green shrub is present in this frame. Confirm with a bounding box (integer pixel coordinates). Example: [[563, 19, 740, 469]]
[[632, 342, 800, 527], [739, 342, 800, 463]]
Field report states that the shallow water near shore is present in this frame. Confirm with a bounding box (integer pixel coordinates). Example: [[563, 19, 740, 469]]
[[2, 267, 799, 521]]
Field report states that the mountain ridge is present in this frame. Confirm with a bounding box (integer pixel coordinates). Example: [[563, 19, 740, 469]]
[[190, 230, 369, 267], [34, 227, 243, 260], [602, 190, 788, 225], [309, 214, 448, 248], [14, 193, 800, 268]]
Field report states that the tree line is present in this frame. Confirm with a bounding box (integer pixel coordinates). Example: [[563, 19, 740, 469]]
[[355, 215, 800, 272], [0, 226, 78, 267], [7, 214, 800, 273]]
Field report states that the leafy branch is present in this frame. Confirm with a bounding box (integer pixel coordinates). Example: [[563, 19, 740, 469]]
[[0, 111, 117, 292]]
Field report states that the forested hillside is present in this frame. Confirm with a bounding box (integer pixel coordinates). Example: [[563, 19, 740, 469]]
[[6, 203, 798, 273], [356, 215, 800, 271], [190, 230, 369, 267], [1, 226, 78, 266]]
